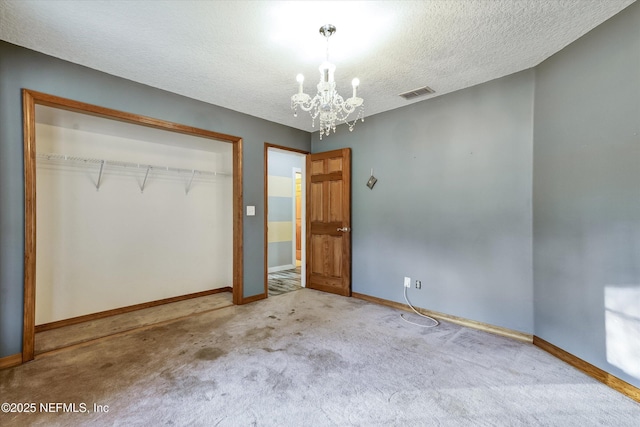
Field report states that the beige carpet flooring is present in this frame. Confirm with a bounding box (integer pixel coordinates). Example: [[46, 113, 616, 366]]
[[2, 289, 639, 426], [35, 291, 233, 354]]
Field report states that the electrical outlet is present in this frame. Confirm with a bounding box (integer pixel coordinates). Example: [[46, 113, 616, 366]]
[[404, 277, 411, 288], [416, 280, 422, 289]]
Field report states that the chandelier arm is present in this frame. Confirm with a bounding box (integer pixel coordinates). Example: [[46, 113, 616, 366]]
[[331, 96, 360, 116], [341, 103, 356, 115], [294, 102, 315, 112], [333, 102, 354, 121], [292, 94, 319, 112]]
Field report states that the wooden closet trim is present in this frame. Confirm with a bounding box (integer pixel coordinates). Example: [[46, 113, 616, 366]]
[[22, 89, 244, 362]]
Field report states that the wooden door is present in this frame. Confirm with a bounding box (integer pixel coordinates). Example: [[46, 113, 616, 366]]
[[306, 148, 351, 296]]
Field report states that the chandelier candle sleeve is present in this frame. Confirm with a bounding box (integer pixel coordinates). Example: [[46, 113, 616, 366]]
[[296, 74, 304, 94], [291, 24, 364, 140]]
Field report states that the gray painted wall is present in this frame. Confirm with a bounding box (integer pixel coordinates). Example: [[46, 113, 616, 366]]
[[0, 41, 310, 357], [312, 70, 535, 334], [533, 2, 640, 388]]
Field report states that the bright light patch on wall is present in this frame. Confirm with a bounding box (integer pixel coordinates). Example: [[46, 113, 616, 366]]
[[605, 285, 640, 379], [268, 1, 395, 62]]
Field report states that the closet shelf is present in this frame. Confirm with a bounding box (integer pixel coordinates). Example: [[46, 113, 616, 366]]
[[36, 152, 229, 194]]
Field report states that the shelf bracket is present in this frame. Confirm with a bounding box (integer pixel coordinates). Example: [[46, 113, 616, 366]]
[[185, 170, 196, 195], [96, 160, 105, 191], [140, 166, 151, 193]]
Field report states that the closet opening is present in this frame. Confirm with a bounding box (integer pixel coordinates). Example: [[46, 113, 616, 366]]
[[22, 90, 243, 362]]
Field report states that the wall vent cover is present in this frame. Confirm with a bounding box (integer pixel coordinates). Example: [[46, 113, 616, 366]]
[[399, 86, 435, 100]]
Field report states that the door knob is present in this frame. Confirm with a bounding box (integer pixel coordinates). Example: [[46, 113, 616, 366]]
[[337, 227, 351, 232]]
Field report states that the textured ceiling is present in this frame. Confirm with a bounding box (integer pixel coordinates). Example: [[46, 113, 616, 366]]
[[0, 1, 635, 133]]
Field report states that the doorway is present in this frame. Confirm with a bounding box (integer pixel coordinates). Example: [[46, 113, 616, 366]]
[[264, 144, 308, 297]]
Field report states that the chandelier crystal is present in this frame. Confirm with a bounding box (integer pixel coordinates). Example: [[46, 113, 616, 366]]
[[291, 24, 364, 140]]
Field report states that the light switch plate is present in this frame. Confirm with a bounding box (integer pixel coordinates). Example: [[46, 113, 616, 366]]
[[246, 206, 255, 216]]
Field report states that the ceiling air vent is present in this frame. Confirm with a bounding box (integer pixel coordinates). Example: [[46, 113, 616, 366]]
[[398, 86, 435, 100]]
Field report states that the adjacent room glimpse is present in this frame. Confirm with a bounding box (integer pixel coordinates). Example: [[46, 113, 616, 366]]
[[265, 146, 307, 297]]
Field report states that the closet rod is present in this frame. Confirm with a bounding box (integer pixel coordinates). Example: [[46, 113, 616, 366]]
[[35, 152, 230, 177]]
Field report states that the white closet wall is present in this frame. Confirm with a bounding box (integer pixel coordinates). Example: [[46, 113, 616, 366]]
[[35, 119, 232, 325]]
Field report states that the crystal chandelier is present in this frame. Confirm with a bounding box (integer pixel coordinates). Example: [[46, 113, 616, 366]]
[[291, 24, 364, 140]]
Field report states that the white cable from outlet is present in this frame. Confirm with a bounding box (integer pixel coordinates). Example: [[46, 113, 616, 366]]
[[401, 285, 439, 328]]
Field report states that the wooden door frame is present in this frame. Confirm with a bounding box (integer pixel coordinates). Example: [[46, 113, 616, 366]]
[[22, 89, 244, 362], [263, 143, 309, 298]]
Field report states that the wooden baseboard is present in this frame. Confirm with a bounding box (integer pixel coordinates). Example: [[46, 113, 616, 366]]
[[352, 292, 533, 342], [35, 287, 233, 332], [0, 353, 23, 370], [533, 336, 640, 403]]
